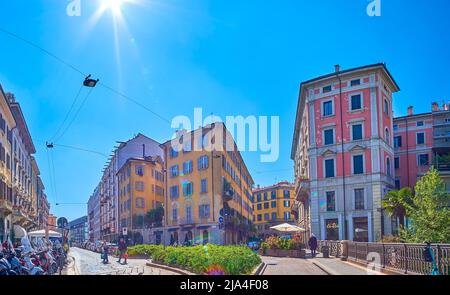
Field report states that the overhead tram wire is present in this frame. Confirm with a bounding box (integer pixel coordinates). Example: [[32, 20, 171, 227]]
[[53, 87, 95, 143], [36, 139, 109, 158], [0, 27, 170, 125], [50, 84, 84, 142]]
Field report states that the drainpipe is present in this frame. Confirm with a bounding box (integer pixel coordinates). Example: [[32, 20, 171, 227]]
[[335, 68, 347, 240], [405, 117, 410, 187]]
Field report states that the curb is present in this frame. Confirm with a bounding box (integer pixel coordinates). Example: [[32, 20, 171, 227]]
[[146, 261, 194, 275]]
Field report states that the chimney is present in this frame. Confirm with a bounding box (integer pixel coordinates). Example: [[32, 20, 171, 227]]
[[142, 144, 146, 158], [407, 106, 414, 116], [334, 64, 340, 73], [444, 103, 449, 111], [432, 102, 439, 112]]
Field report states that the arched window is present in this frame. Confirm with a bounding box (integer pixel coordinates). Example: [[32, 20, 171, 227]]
[[386, 158, 391, 177]]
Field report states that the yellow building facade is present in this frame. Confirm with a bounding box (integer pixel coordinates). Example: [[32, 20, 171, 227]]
[[162, 122, 254, 246], [252, 182, 295, 236], [117, 156, 165, 235]]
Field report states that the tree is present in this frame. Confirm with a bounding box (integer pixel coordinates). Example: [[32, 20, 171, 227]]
[[146, 205, 164, 227], [401, 167, 450, 243], [382, 187, 414, 227]]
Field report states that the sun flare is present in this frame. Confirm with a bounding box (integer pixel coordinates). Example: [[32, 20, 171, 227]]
[[101, 0, 124, 16]]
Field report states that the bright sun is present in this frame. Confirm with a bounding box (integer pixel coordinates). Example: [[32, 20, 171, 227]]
[[101, 0, 124, 16]]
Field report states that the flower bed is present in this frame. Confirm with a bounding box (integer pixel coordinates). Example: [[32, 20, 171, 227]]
[[127, 244, 261, 275], [260, 235, 306, 258]]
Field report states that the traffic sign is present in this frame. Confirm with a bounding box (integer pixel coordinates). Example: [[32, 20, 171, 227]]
[[122, 227, 128, 236], [57, 217, 68, 229], [218, 216, 224, 224]]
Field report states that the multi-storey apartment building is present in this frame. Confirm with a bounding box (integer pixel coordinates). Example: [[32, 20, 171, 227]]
[[162, 122, 254, 246], [0, 86, 15, 242], [48, 213, 57, 231], [291, 63, 400, 242], [252, 182, 295, 236], [393, 103, 450, 192], [98, 133, 164, 242], [117, 156, 165, 243], [88, 185, 101, 242]]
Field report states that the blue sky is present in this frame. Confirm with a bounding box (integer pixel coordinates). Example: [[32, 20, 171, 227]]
[[0, 0, 449, 221]]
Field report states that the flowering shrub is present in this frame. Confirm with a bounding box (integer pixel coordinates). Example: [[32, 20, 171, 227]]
[[205, 265, 227, 275], [261, 236, 305, 250]]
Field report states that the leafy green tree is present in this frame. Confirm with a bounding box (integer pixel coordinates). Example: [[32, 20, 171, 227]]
[[146, 205, 164, 227], [401, 167, 450, 243], [383, 187, 414, 227]]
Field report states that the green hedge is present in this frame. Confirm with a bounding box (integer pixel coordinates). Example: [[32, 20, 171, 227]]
[[127, 244, 261, 275]]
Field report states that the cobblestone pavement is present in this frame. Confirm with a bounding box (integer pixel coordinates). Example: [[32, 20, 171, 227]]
[[261, 256, 328, 275], [67, 247, 179, 275]]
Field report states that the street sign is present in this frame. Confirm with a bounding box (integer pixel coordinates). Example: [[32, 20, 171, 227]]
[[122, 227, 128, 236], [57, 217, 68, 229], [218, 216, 224, 224]]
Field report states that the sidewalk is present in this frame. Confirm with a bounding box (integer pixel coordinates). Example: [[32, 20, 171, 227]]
[[309, 253, 385, 275]]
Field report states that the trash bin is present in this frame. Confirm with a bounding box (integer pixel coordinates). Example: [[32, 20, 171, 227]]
[[322, 245, 330, 258]]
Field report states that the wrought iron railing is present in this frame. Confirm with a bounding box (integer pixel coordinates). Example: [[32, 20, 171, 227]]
[[318, 240, 450, 275]]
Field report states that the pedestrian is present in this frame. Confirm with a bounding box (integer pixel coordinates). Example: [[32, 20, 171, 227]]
[[117, 237, 127, 264], [102, 241, 109, 264], [308, 233, 318, 257]]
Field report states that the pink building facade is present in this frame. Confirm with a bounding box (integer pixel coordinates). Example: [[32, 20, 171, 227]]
[[292, 64, 400, 242]]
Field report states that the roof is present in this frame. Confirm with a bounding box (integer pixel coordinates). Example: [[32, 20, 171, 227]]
[[291, 63, 400, 160], [116, 155, 164, 175], [10, 101, 36, 154], [393, 112, 432, 121], [68, 216, 88, 227], [252, 181, 294, 193]]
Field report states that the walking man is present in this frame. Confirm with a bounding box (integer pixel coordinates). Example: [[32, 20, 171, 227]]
[[308, 233, 318, 257], [117, 237, 128, 265]]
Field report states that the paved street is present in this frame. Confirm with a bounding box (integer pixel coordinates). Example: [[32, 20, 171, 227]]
[[261, 256, 328, 275], [66, 247, 179, 275]]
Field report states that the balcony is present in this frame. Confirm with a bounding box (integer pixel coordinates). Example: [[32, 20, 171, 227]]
[[295, 179, 310, 202], [0, 199, 13, 215], [223, 180, 234, 202], [179, 217, 195, 226]]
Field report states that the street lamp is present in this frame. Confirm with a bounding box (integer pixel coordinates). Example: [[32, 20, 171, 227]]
[[83, 75, 99, 88]]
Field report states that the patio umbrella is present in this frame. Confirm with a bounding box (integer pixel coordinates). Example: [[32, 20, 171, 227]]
[[270, 223, 305, 232], [14, 225, 27, 239]]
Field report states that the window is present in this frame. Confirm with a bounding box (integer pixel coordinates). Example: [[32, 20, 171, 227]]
[[283, 190, 290, 198], [257, 194, 261, 202], [283, 200, 290, 207], [416, 132, 425, 145], [135, 198, 145, 208], [323, 85, 332, 93], [172, 208, 178, 221], [263, 192, 268, 201], [271, 201, 276, 208], [352, 124, 363, 141], [393, 124, 398, 131], [324, 129, 334, 145], [353, 155, 364, 175], [386, 158, 391, 177], [384, 99, 389, 115], [170, 148, 178, 158], [197, 155, 209, 170], [350, 94, 362, 110], [326, 191, 335, 212], [170, 165, 179, 177], [417, 121, 424, 127], [394, 136, 402, 148], [418, 154, 429, 166], [325, 159, 335, 178], [350, 79, 361, 86], [264, 213, 270, 221], [354, 189, 365, 210], [284, 212, 291, 220], [170, 185, 179, 198], [135, 181, 144, 192], [200, 179, 208, 193], [394, 157, 400, 169], [183, 182, 193, 196], [257, 214, 262, 221], [271, 191, 276, 199], [264, 202, 269, 209], [135, 165, 144, 176], [323, 100, 334, 116], [199, 204, 210, 218], [257, 204, 262, 210], [186, 207, 192, 222], [183, 139, 192, 153], [271, 212, 277, 221]]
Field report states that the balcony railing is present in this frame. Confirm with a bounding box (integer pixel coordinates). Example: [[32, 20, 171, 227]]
[[317, 241, 450, 275], [179, 217, 195, 226]]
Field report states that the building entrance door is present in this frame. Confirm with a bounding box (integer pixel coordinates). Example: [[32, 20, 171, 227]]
[[353, 217, 368, 242], [325, 219, 339, 241]]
